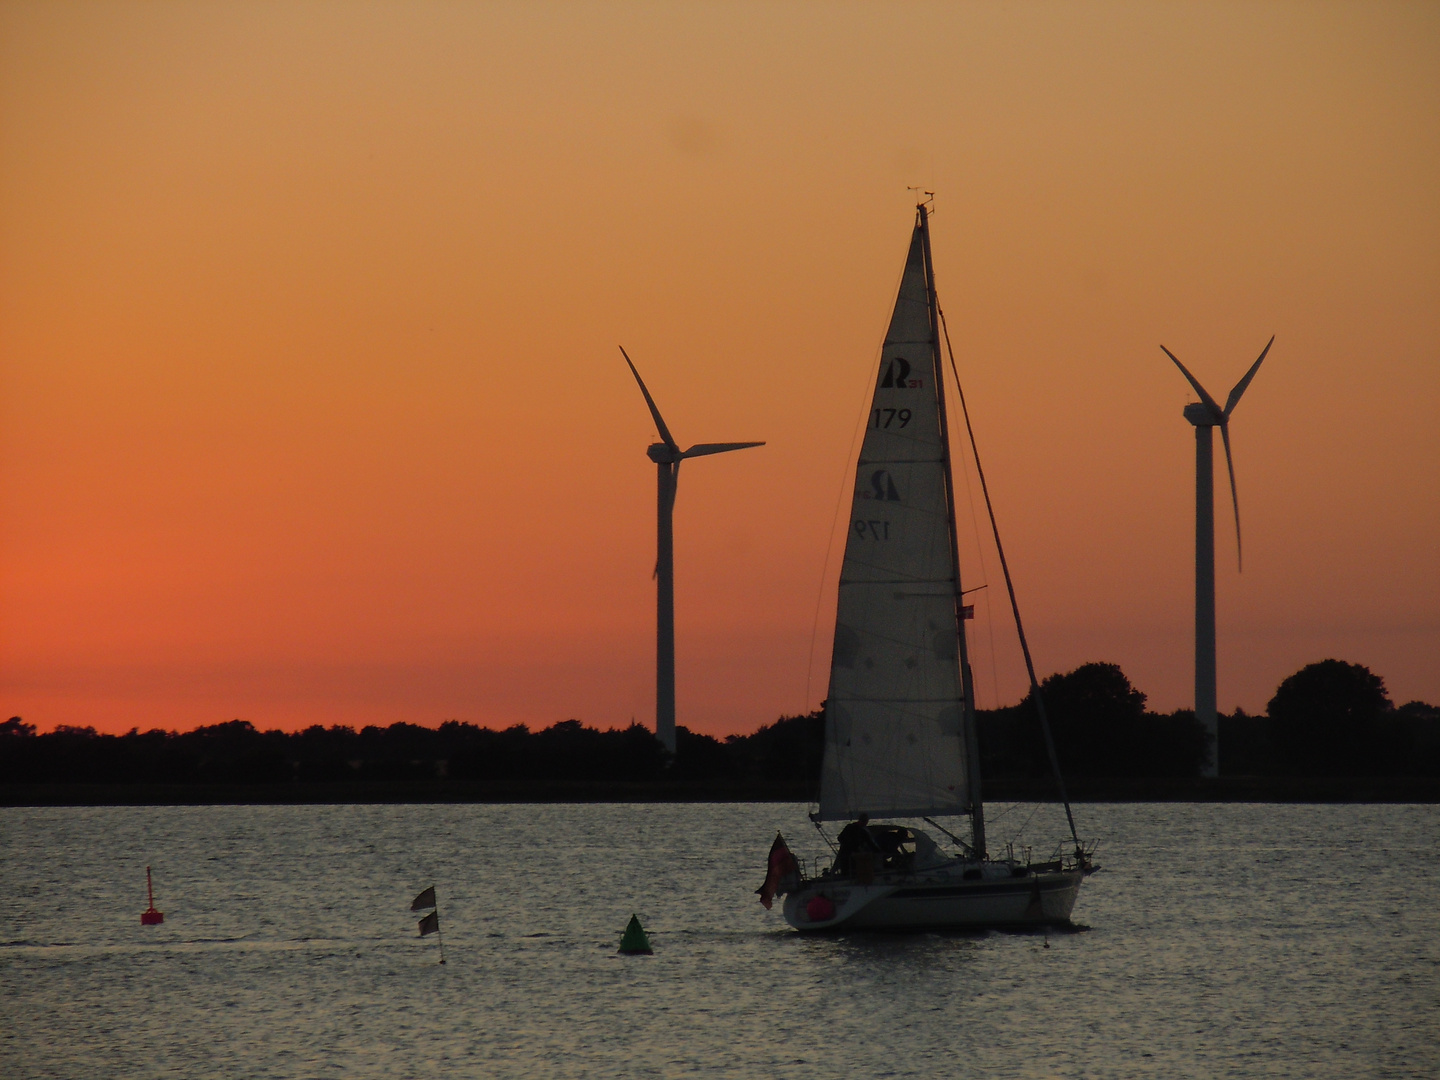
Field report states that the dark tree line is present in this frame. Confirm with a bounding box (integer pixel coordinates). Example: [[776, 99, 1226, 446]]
[[0, 712, 826, 788], [979, 659, 1439, 779], [3, 659, 1436, 786], [979, 662, 1211, 779], [1221, 659, 1440, 777]]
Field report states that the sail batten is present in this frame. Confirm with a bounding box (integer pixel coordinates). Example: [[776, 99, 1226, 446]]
[[816, 213, 972, 824]]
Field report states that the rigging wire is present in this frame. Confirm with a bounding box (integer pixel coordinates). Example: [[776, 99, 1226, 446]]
[[1009, 800, 1046, 846], [947, 340, 1005, 710], [937, 303, 1083, 856], [802, 358, 876, 718]]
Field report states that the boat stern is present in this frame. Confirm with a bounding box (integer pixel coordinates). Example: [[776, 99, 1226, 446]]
[[781, 881, 894, 931]]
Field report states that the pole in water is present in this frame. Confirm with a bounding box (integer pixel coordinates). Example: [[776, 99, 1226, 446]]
[[618, 914, 653, 955], [141, 866, 164, 925]]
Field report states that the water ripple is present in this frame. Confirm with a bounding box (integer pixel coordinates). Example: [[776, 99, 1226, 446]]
[[1, 802, 1437, 1079]]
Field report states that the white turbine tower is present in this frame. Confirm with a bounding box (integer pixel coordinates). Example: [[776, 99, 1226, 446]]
[[1161, 336, 1272, 778], [621, 347, 763, 755]]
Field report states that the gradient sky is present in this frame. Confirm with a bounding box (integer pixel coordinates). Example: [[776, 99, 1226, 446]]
[[3, 2, 1437, 736]]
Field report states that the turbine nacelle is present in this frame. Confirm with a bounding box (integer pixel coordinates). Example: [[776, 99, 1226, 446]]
[[623, 346, 763, 483], [645, 440, 760, 465], [1183, 402, 1223, 428], [1162, 335, 1273, 571]]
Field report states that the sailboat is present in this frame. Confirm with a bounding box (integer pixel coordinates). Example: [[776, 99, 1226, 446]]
[[771, 203, 1094, 931]]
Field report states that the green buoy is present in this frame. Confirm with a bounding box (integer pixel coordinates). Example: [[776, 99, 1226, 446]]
[[618, 913, 653, 955]]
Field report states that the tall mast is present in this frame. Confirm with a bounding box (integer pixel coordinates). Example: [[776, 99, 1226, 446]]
[[918, 204, 986, 858]]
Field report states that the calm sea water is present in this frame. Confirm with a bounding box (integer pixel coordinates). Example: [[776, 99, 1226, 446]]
[[1, 802, 1436, 1079]]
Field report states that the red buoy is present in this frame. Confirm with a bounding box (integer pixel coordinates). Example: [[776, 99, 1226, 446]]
[[141, 866, 164, 925]]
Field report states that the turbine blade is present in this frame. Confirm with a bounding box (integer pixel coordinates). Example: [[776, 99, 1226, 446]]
[[1220, 421, 1243, 572], [680, 441, 765, 459], [1223, 335, 1274, 417], [670, 459, 680, 510], [619, 346, 678, 449], [1160, 345, 1224, 417]]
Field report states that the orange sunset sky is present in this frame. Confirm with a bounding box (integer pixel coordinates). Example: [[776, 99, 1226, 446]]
[[2, 2, 1437, 737]]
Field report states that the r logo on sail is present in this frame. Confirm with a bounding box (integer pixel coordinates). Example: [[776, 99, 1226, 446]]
[[880, 357, 922, 388], [862, 469, 901, 502]]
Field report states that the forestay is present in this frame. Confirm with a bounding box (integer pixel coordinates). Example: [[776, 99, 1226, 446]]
[[816, 220, 971, 822]]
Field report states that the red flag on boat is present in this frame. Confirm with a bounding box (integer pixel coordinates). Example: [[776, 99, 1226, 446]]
[[756, 832, 799, 910]]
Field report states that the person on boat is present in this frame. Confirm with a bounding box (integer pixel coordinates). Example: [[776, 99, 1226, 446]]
[[835, 813, 878, 874], [873, 825, 915, 870]]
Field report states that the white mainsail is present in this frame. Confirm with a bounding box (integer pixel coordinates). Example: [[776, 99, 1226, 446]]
[[816, 218, 972, 821]]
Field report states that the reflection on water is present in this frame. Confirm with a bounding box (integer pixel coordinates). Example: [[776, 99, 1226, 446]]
[[2, 802, 1436, 1078]]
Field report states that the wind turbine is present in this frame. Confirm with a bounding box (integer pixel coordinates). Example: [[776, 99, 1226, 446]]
[[1161, 336, 1273, 778], [620, 347, 763, 755]]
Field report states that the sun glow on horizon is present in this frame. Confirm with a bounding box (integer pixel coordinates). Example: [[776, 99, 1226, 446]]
[[2, 2, 1437, 736]]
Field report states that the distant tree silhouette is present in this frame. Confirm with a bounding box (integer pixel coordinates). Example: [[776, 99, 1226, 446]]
[[1396, 701, 1440, 776], [3, 666, 1433, 788], [2, 717, 36, 738], [1036, 663, 1149, 776], [977, 664, 1209, 778], [723, 710, 825, 788], [1267, 660, 1395, 775], [1216, 706, 1270, 775], [1023, 663, 1208, 777]]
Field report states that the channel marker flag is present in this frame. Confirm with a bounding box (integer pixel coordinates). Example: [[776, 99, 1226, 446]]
[[410, 885, 445, 962]]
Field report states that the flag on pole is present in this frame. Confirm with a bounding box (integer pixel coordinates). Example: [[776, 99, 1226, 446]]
[[961, 605, 975, 620], [408, 884, 446, 962], [755, 832, 799, 910]]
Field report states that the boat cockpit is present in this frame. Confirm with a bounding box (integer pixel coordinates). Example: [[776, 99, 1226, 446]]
[[835, 825, 952, 876]]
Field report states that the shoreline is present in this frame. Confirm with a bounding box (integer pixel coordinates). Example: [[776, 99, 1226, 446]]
[[4, 775, 1440, 806]]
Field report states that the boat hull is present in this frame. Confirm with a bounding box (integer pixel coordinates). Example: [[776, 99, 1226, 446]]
[[782, 866, 1086, 932]]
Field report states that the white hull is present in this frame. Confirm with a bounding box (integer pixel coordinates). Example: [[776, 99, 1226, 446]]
[[782, 861, 1086, 932]]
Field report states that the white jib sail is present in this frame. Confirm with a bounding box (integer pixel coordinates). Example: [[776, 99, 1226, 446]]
[[816, 221, 971, 822]]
